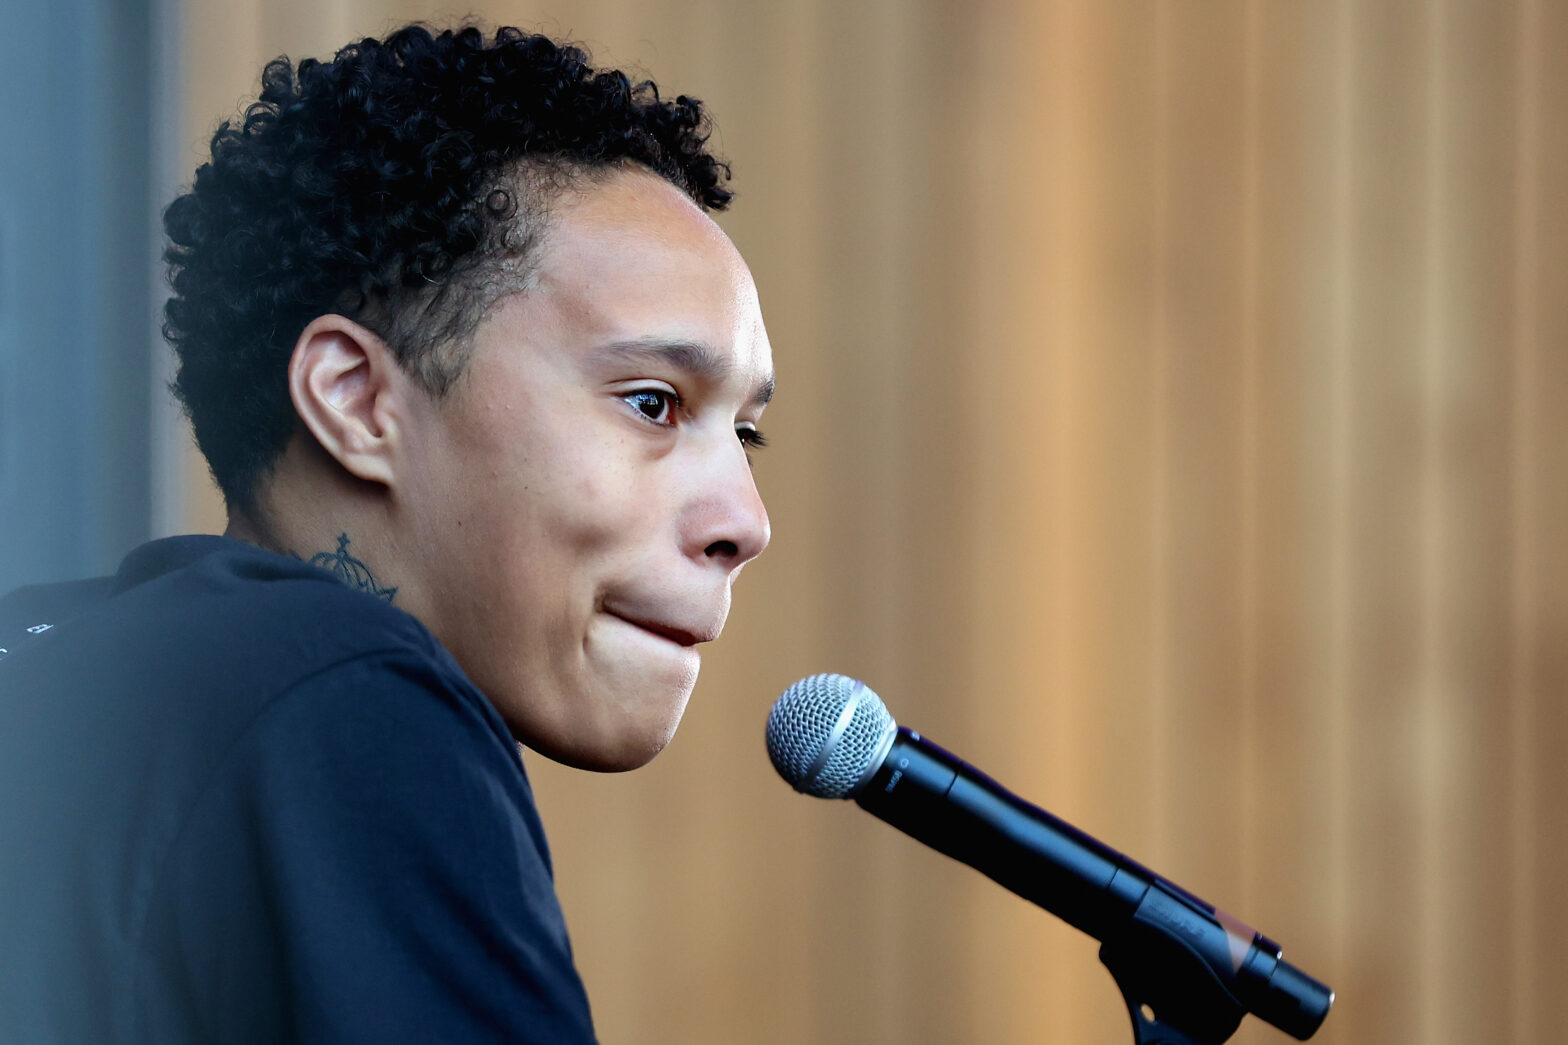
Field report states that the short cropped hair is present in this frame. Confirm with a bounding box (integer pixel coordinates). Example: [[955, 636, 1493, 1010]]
[[163, 24, 732, 514]]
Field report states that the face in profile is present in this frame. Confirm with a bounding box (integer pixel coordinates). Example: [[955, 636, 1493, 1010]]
[[399, 167, 774, 771]]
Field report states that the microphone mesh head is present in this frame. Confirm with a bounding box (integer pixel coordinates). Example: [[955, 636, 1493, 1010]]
[[765, 674, 896, 798]]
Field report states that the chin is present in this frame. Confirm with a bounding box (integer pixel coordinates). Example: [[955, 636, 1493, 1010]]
[[525, 716, 683, 772], [505, 676, 695, 773]]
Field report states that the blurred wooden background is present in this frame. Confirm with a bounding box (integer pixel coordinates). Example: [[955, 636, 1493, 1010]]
[[173, 1, 1567, 1042]]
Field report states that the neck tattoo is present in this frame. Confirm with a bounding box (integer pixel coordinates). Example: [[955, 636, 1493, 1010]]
[[305, 533, 398, 603]]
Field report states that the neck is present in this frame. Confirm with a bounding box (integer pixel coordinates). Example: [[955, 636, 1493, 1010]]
[[225, 439, 405, 605]]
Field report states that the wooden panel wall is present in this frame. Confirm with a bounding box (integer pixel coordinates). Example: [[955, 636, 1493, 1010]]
[[174, 1, 1568, 1041]]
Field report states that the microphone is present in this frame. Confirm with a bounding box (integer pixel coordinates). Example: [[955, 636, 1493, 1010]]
[[765, 673, 1333, 1043]]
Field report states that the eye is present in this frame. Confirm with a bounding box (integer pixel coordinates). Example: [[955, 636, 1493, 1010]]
[[736, 425, 767, 468], [622, 389, 679, 427]]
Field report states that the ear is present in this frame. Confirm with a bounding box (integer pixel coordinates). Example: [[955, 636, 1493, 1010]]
[[287, 315, 411, 488]]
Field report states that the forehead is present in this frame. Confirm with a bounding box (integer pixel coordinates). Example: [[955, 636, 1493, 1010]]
[[530, 171, 768, 354]]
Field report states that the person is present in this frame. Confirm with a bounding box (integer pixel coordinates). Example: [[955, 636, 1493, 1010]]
[[0, 22, 772, 1043]]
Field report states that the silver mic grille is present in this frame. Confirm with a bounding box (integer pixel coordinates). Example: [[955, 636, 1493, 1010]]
[[765, 674, 898, 798]]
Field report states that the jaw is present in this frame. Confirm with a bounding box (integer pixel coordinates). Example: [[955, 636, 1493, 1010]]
[[439, 604, 702, 773]]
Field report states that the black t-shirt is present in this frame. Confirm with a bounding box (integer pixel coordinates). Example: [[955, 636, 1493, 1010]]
[[0, 536, 597, 1043]]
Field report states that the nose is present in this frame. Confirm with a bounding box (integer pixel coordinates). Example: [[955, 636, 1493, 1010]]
[[683, 439, 771, 572]]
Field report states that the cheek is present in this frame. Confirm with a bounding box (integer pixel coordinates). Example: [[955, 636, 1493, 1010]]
[[452, 453, 632, 605], [489, 470, 620, 566], [537, 436, 665, 551], [438, 397, 667, 582], [563, 471, 629, 545]]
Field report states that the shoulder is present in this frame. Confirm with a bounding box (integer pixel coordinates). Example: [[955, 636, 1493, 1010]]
[[162, 535, 442, 663], [1, 535, 441, 677], [139, 648, 596, 1043], [200, 645, 539, 858], [0, 535, 510, 817], [0, 575, 114, 661], [108, 535, 466, 710]]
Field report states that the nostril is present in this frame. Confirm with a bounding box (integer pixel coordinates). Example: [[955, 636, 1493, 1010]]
[[704, 539, 739, 559]]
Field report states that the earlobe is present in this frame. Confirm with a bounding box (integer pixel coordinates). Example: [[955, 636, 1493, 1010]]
[[287, 315, 405, 488]]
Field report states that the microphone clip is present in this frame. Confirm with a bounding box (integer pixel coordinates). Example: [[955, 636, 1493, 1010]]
[[1098, 926, 1246, 1045]]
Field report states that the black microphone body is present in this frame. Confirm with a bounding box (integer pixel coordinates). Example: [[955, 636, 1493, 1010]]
[[860, 726, 1332, 1042]]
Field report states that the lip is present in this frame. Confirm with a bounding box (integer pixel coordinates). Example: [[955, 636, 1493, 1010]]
[[603, 611, 716, 649]]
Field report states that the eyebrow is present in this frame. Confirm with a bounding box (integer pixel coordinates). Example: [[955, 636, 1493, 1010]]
[[597, 336, 775, 406]]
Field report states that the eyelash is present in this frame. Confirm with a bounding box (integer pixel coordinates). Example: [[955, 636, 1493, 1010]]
[[621, 389, 768, 453]]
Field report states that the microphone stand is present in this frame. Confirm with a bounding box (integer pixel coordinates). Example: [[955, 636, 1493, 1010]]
[[847, 726, 1328, 1043]]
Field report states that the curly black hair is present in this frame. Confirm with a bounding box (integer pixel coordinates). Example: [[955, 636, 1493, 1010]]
[[163, 24, 733, 514]]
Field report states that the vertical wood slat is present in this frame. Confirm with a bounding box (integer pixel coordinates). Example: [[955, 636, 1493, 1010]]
[[1508, 3, 1543, 1041], [1424, 6, 1518, 1042], [960, 0, 1070, 1039], [1236, 0, 1265, 919], [1518, 5, 1568, 1043], [1418, 4, 1452, 1040], [1245, 13, 1335, 1040], [1341, 6, 1428, 1042], [168, 2, 1568, 1041], [1323, 1, 1358, 1023]]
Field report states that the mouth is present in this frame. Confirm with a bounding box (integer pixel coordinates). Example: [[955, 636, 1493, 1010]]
[[604, 611, 715, 649]]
